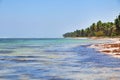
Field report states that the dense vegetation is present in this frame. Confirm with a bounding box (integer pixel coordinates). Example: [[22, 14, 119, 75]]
[[63, 15, 120, 37]]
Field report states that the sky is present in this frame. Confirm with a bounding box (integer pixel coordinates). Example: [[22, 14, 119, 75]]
[[0, 0, 120, 38]]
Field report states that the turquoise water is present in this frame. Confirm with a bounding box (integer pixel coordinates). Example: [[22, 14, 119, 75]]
[[0, 38, 120, 80]]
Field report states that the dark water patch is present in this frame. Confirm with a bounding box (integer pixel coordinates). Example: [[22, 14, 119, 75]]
[[4, 45, 45, 49], [112, 69, 120, 72], [13, 66, 50, 73], [45, 49, 74, 52], [0, 58, 38, 63], [18, 45, 44, 48], [0, 56, 41, 59], [0, 56, 48, 64], [30, 76, 72, 80], [10, 58, 38, 63], [0, 45, 45, 50], [45, 47, 76, 52], [70, 70, 81, 73], [4, 47, 18, 49], [80, 44, 91, 47], [44, 76, 72, 80], [0, 50, 13, 54], [0, 75, 18, 79], [0, 38, 46, 43], [0, 39, 19, 43], [15, 56, 40, 58]]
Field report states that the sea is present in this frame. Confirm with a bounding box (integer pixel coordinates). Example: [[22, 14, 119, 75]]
[[0, 38, 120, 80]]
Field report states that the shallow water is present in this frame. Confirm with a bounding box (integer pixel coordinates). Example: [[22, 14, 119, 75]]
[[0, 38, 119, 80]]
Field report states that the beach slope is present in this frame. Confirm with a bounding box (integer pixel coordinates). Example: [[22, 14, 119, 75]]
[[89, 38, 120, 58]]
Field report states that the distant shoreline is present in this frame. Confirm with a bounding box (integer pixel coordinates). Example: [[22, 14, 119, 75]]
[[64, 37, 89, 39]]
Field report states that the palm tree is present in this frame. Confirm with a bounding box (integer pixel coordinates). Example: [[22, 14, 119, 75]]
[[115, 15, 120, 50]]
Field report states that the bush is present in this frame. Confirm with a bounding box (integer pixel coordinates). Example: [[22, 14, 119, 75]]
[[95, 31, 104, 37]]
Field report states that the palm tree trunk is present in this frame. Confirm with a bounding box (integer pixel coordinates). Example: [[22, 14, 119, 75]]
[[119, 38, 120, 50]]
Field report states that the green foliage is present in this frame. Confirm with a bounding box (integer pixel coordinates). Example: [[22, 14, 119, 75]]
[[115, 15, 120, 35], [63, 14, 120, 37], [95, 31, 104, 37]]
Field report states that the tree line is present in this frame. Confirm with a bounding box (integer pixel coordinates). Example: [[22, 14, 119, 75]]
[[63, 14, 120, 37]]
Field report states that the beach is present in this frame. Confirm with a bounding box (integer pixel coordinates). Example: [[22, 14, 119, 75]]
[[89, 38, 120, 58], [0, 38, 120, 79]]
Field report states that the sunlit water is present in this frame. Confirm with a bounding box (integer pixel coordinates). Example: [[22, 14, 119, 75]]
[[0, 38, 120, 80]]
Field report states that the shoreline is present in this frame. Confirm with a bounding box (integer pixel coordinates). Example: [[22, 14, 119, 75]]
[[89, 38, 120, 58]]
